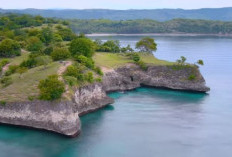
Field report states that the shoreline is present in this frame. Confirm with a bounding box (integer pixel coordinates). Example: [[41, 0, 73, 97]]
[[86, 33, 232, 37]]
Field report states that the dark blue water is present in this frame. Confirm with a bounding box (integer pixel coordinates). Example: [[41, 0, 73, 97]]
[[1, 36, 232, 157]]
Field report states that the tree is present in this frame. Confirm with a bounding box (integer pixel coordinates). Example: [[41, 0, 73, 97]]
[[0, 39, 21, 57], [136, 37, 157, 53], [176, 56, 187, 66], [27, 37, 43, 52], [69, 38, 95, 57], [102, 40, 120, 52], [39, 27, 53, 45], [197, 59, 204, 66], [38, 75, 65, 100], [35, 56, 52, 69], [51, 47, 71, 61]]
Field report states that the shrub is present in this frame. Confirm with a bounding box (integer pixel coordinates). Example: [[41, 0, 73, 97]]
[[188, 74, 196, 81], [5, 65, 19, 76], [94, 66, 103, 76], [17, 67, 28, 78], [0, 100, 6, 106], [69, 38, 95, 57], [38, 75, 65, 100], [0, 39, 21, 57], [85, 72, 94, 83], [64, 65, 79, 78], [35, 56, 52, 68], [95, 77, 102, 82], [75, 55, 94, 69], [0, 59, 9, 67], [20, 58, 37, 68], [132, 53, 140, 62], [64, 76, 78, 87], [27, 36, 43, 52], [43, 46, 53, 55], [137, 61, 147, 70], [0, 76, 13, 87], [51, 47, 71, 61]]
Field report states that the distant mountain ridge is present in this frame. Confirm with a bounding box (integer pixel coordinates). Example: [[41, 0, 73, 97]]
[[0, 7, 232, 21]]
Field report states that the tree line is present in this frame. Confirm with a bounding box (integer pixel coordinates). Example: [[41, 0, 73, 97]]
[[70, 19, 232, 34]]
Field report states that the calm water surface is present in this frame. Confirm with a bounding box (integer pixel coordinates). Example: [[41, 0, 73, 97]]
[[1, 36, 232, 157]]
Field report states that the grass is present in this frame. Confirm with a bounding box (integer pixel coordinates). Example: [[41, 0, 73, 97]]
[[0, 50, 30, 66], [93, 52, 173, 68], [0, 62, 61, 102]]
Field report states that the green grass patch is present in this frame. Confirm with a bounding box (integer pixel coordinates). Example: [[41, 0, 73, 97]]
[[93, 52, 173, 68], [0, 50, 30, 66], [0, 62, 61, 102]]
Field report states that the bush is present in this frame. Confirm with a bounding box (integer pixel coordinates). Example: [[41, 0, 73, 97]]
[[20, 58, 37, 68], [35, 56, 52, 68], [188, 74, 196, 81], [75, 55, 94, 69], [0, 100, 6, 106], [137, 61, 147, 70], [132, 53, 140, 62], [94, 66, 103, 76], [85, 72, 94, 83], [64, 76, 78, 87], [38, 75, 65, 100], [27, 36, 43, 52], [5, 65, 19, 76], [64, 65, 79, 78], [51, 47, 71, 61], [95, 77, 102, 82], [69, 38, 95, 57], [0, 76, 13, 87], [0, 59, 9, 67], [0, 39, 21, 57], [43, 46, 53, 55]]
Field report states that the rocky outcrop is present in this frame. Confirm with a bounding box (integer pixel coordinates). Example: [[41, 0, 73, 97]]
[[102, 64, 210, 92], [73, 83, 114, 116], [0, 64, 209, 137], [0, 101, 81, 137]]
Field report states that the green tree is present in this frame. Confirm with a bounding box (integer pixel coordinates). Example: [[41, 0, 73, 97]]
[[0, 39, 21, 57], [103, 40, 120, 52], [136, 37, 157, 53], [69, 38, 95, 57], [51, 47, 71, 61], [27, 37, 43, 52], [35, 56, 52, 69], [38, 75, 65, 100], [197, 59, 204, 66], [39, 27, 53, 45]]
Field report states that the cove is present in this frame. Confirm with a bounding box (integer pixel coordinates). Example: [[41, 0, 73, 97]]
[[0, 35, 232, 157]]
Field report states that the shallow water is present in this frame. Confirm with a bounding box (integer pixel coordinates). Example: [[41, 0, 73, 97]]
[[1, 36, 232, 157]]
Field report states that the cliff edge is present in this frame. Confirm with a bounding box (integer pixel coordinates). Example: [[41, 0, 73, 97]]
[[0, 64, 209, 137]]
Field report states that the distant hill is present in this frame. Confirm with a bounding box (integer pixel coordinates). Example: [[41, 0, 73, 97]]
[[0, 7, 232, 21]]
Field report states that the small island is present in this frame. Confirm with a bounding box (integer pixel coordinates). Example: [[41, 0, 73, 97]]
[[0, 14, 209, 137]]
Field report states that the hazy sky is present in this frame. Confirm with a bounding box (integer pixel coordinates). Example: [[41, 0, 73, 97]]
[[0, 0, 232, 9]]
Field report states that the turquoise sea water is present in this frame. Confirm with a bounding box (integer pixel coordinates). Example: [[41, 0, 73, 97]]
[[1, 36, 232, 157]]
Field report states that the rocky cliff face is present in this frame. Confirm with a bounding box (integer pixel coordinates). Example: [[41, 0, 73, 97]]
[[0, 64, 209, 137], [102, 64, 210, 92], [0, 101, 80, 137]]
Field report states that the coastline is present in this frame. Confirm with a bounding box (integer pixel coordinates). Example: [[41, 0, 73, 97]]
[[86, 33, 232, 37]]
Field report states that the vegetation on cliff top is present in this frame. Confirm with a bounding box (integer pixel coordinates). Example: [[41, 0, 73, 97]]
[[0, 14, 203, 102]]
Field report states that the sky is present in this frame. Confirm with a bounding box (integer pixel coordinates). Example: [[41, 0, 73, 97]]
[[0, 0, 232, 9]]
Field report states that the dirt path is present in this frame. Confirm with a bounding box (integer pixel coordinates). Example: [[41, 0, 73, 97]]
[[57, 61, 72, 99], [2, 63, 10, 73], [58, 61, 72, 80]]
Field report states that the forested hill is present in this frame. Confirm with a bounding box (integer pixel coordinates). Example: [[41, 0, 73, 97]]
[[0, 7, 232, 21], [70, 19, 232, 34]]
